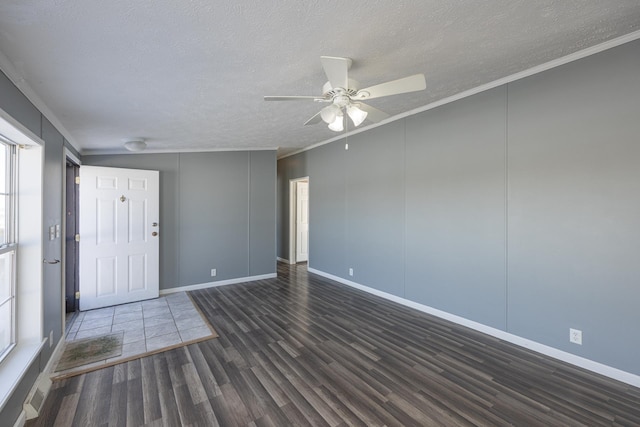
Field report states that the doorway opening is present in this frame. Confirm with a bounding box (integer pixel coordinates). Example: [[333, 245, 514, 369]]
[[64, 157, 80, 327], [289, 177, 309, 264]]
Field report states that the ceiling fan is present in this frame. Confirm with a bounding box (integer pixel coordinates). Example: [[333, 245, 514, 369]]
[[264, 56, 426, 132]]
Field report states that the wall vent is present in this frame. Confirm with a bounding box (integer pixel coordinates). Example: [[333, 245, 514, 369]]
[[23, 376, 51, 420]]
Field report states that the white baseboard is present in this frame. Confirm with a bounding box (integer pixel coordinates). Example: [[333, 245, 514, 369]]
[[12, 410, 26, 427], [159, 273, 277, 295], [277, 257, 289, 263], [43, 334, 66, 375], [308, 267, 640, 388]]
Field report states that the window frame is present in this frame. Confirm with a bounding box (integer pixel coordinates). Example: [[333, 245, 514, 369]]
[[0, 140, 17, 364]]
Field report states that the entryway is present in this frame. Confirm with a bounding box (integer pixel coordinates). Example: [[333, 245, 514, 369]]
[[78, 166, 160, 311], [289, 177, 309, 264]]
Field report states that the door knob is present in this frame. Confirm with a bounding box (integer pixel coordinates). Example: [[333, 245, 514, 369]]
[[152, 231, 158, 237]]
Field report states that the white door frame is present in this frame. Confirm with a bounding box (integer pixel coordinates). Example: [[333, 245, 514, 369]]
[[61, 147, 80, 330], [289, 177, 309, 264]]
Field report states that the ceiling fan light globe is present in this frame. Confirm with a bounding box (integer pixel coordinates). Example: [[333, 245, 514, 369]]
[[320, 104, 340, 124], [347, 105, 368, 127], [328, 114, 344, 132]]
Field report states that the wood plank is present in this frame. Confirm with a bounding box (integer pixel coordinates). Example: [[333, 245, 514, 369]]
[[140, 355, 162, 423], [52, 393, 80, 427], [27, 262, 640, 426], [107, 380, 128, 427]]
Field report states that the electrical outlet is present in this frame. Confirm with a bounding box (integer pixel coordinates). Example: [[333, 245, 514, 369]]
[[569, 328, 582, 345], [211, 268, 217, 277], [348, 268, 353, 276]]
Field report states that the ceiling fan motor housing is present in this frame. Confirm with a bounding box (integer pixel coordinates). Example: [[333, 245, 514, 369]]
[[322, 79, 360, 101]]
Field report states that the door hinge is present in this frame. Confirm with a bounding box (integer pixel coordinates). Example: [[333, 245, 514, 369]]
[[75, 176, 80, 184], [75, 291, 80, 299], [75, 234, 80, 242]]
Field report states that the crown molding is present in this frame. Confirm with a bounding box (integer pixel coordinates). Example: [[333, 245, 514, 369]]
[[0, 49, 81, 153], [82, 146, 278, 156]]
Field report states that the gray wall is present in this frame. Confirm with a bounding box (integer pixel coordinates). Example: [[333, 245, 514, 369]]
[[84, 150, 276, 289], [0, 71, 65, 426], [345, 121, 405, 296], [249, 151, 278, 276], [277, 39, 640, 375], [405, 87, 507, 329], [41, 118, 65, 367], [506, 42, 640, 373]]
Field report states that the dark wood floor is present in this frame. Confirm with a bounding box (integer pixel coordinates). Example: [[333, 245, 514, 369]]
[[29, 263, 640, 426]]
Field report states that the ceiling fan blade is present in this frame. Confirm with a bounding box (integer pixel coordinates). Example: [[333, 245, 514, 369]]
[[304, 110, 323, 126], [355, 74, 426, 100], [320, 56, 351, 90], [264, 95, 324, 101], [356, 103, 390, 123]]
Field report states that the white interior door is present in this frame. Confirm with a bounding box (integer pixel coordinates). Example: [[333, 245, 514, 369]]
[[79, 166, 159, 310], [296, 181, 309, 262]]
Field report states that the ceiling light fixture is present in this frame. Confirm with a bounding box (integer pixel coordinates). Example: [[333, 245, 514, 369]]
[[320, 104, 341, 124], [328, 111, 344, 132], [347, 104, 368, 127], [265, 56, 426, 133], [321, 102, 367, 132], [124, 138, 147, 152]]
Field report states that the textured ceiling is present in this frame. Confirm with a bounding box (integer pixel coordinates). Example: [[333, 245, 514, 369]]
[[0, 1, 639, 156]]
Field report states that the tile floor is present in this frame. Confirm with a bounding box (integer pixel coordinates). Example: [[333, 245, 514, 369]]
[[61, 292, 214, 373]]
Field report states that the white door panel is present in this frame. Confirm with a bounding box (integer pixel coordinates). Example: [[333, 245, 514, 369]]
[[79, 166, 159, 310], [96, 257, 117, 297]]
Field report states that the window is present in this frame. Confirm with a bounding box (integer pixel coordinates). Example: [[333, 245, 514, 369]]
[[0, 140, 16, 362], [0, 109, 43, 410]]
